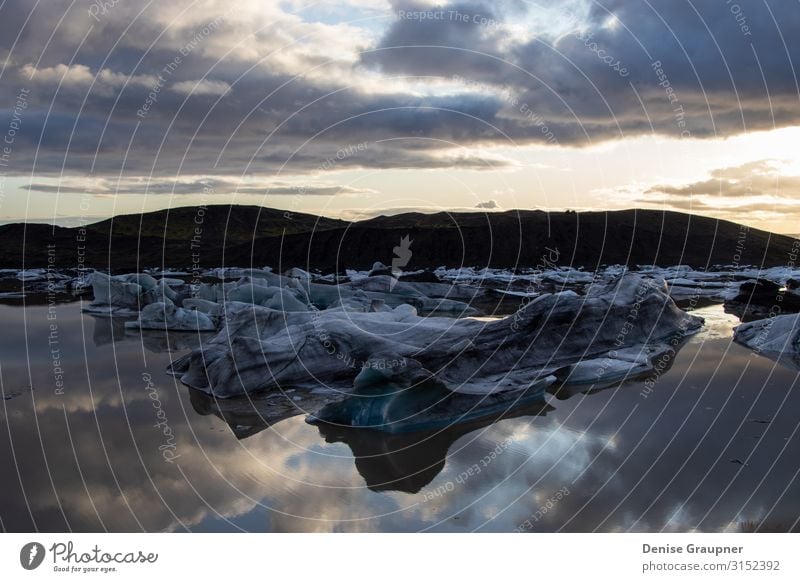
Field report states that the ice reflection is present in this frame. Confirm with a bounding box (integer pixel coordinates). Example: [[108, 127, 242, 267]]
[[314, 401, 554, 493], [87, 312, 211, 352]]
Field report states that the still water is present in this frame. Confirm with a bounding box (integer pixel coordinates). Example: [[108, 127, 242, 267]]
[[1, 300, 799, 532]]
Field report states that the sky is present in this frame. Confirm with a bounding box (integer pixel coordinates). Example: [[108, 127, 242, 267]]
[[0, 0, 799, 233]]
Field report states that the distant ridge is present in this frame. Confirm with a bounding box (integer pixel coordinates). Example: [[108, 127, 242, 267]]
[[0, 205, 795, 271]]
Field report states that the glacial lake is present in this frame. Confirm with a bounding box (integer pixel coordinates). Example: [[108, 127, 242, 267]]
[[1, 299, 799, 532]]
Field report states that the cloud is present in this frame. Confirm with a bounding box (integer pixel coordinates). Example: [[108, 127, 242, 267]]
[[364, 0, 800, 142], [22, 177, 375, 197], [171, 79, 231, 96], [2, 0, 800, 183], [20, 63, 157, 96], [617, 159, 800, 224], [20, 63, 95, 85], [644, 160, 792, 199], [475, 199, 498, 209]]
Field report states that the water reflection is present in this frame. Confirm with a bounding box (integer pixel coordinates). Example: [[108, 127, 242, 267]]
[[0, 303, 798, 532], [188, 388, 334, 440], [88, 312, 210, 352], [314, 401, 553, 494]]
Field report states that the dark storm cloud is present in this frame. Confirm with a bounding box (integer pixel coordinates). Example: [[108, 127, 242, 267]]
[[362, 1, 509, 78], [0, 0, 799, 181], [367, 0, 800, 141]]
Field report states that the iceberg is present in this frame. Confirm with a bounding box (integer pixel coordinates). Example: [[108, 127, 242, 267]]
[[169, 273, 703, 409], [115, 272, 158, 290], [733, 313, 800, 368], [84, 272, 190, 315], [142, 278, 180, 305], [182, 298, 225, 317], [188, 270, 480, 315], [125, 301, 218, 331], [284, 267, 313, 282], [16, 269, 48, 281], [225, 281, 310, 311], [83, 272, 145, 315], [555, 346, 670, 385]]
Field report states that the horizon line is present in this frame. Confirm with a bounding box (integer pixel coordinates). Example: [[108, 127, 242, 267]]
[[1, 204, 798, 237]]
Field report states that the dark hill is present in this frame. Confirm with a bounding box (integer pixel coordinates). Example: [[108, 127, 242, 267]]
[[0, 206, 793, 272], [84, 205, 346, 243]]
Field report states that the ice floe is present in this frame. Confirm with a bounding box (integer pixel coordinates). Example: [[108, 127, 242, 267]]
[[84, 272, 148, 315], [11, 260, 800, 432], [734, 314, 800, 368], [168, 273, 703, 410], [125, 301, 217, 331]]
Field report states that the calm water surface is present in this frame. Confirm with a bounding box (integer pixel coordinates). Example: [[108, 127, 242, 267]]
[[1, 300, 799, 532]]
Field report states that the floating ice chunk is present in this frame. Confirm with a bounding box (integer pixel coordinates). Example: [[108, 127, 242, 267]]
[[313, 273, 338, 283], [84, 271, 187, 314], [585, 271, 658, 304], [125, 301, 217, 331], [193, 282, 220, 302], [16, 269, 47, 281], [352, 355, 429, 390], [668, 285, 727, 301], [737, 267, 800, 286], [205, 267, 273, 280], [116, 273, 157, 291], [541, 269, 596, 285], [345, 269, 370, 282], [667, 278, 728, 287], [348, 275, 416, 295], [170, 273, 702, 400], [261, 288, 310, 311], [329, 291, 392, 313], [84, 272, 142, 314], [719, 284, 743, 301], [157, 277, 186, 287], [224, 281, 309, 311], [728, 279, 800, 311], [557, 347, 664, 385], [417, 297, 478, 315], [142, 278, 179, 305], [734, 314, 800, 367], [494, 288, 540, 298], [434, 266, 484, 283], [401, 281, 484, 301], [158, 270, 190, 276], [369, 261, 392, 276], [285, 267, 312, 281], [304, 276, 478, 314], [183, 298, 225, 317]]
